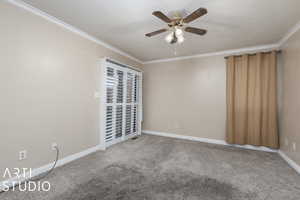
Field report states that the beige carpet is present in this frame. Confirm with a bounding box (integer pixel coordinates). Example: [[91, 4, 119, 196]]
[[1, 135, 300, 200]]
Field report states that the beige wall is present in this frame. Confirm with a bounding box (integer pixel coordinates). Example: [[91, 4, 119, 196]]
[[0, 1, 141, 181], [1, 0, 299, 182], [143, 56, 226, 140], [280, 29, 300, 165]]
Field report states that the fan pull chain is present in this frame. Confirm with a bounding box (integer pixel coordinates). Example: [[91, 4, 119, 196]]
[[174, 45, 177, 55]]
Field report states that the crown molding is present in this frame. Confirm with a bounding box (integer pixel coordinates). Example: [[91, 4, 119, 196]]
[[5, 0, 143, 64], [278, 20, 300, 48], [143, 43, 280, 64]]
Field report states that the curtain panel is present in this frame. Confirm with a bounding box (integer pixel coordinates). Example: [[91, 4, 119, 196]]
[[226, 51, 279, 149]]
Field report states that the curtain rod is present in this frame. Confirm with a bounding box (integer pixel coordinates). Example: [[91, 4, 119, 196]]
[[224, 50, 281, 59]]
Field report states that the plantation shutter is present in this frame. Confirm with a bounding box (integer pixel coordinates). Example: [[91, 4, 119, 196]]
[[102, 59, 142, 147]]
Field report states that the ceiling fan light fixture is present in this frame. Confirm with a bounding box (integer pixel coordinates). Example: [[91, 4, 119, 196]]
[[177, 35, 184, 44], [165, 32, 174, 43], [165, 31, 184, 44], [175, 27, 183, 37]]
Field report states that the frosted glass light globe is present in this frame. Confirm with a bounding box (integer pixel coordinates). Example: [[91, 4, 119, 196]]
[[177, 35, 184, 44], [165, 32, 174, 43], [175, 28, 183, 36]]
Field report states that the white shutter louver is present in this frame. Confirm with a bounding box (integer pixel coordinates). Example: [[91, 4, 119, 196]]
[[125, 105, 132, 135], [133, 105, 138, 133], [105, 106, 114, 142], [126, 72, 133, 103], [115, 105, 123, 138], [116, 70, 124, 103], [106, 68, 115, 104], [134, 75, 138, 103]]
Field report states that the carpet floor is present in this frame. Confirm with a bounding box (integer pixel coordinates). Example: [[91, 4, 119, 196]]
[[1, 134, 300, 200]]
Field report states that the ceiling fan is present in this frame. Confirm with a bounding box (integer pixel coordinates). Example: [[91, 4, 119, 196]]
[[145, 8, 208, 44]]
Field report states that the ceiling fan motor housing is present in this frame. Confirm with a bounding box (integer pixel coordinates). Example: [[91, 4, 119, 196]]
[[168, 19, 184, 28]]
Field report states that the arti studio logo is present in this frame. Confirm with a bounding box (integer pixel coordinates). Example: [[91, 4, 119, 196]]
[[1, 168, 51, 192]]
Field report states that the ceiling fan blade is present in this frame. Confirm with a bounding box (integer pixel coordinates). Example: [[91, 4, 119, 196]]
[[185, 27, 207, 35], [183, 8, 207, 23], [145, 29, 168, 37], [152, 11, 172, 23]]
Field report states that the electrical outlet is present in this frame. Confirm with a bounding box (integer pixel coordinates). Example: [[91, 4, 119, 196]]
[[19, 150, 27, 160], [292, 142, 297, 151], [52, 143, 58, 150]]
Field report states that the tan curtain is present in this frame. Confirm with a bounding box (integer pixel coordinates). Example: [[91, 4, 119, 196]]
[[226, 51, 279, 149]]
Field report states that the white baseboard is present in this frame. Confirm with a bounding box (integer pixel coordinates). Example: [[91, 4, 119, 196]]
[[278, 150, 300, 174], [0, 144, 104, 192], [143, 130, 227, 145], [143, 130, 300, 174], [142, 130, 277, 153]]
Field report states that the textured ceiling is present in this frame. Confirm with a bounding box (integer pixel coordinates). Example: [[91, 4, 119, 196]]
[[21, 0, 300, 62]]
